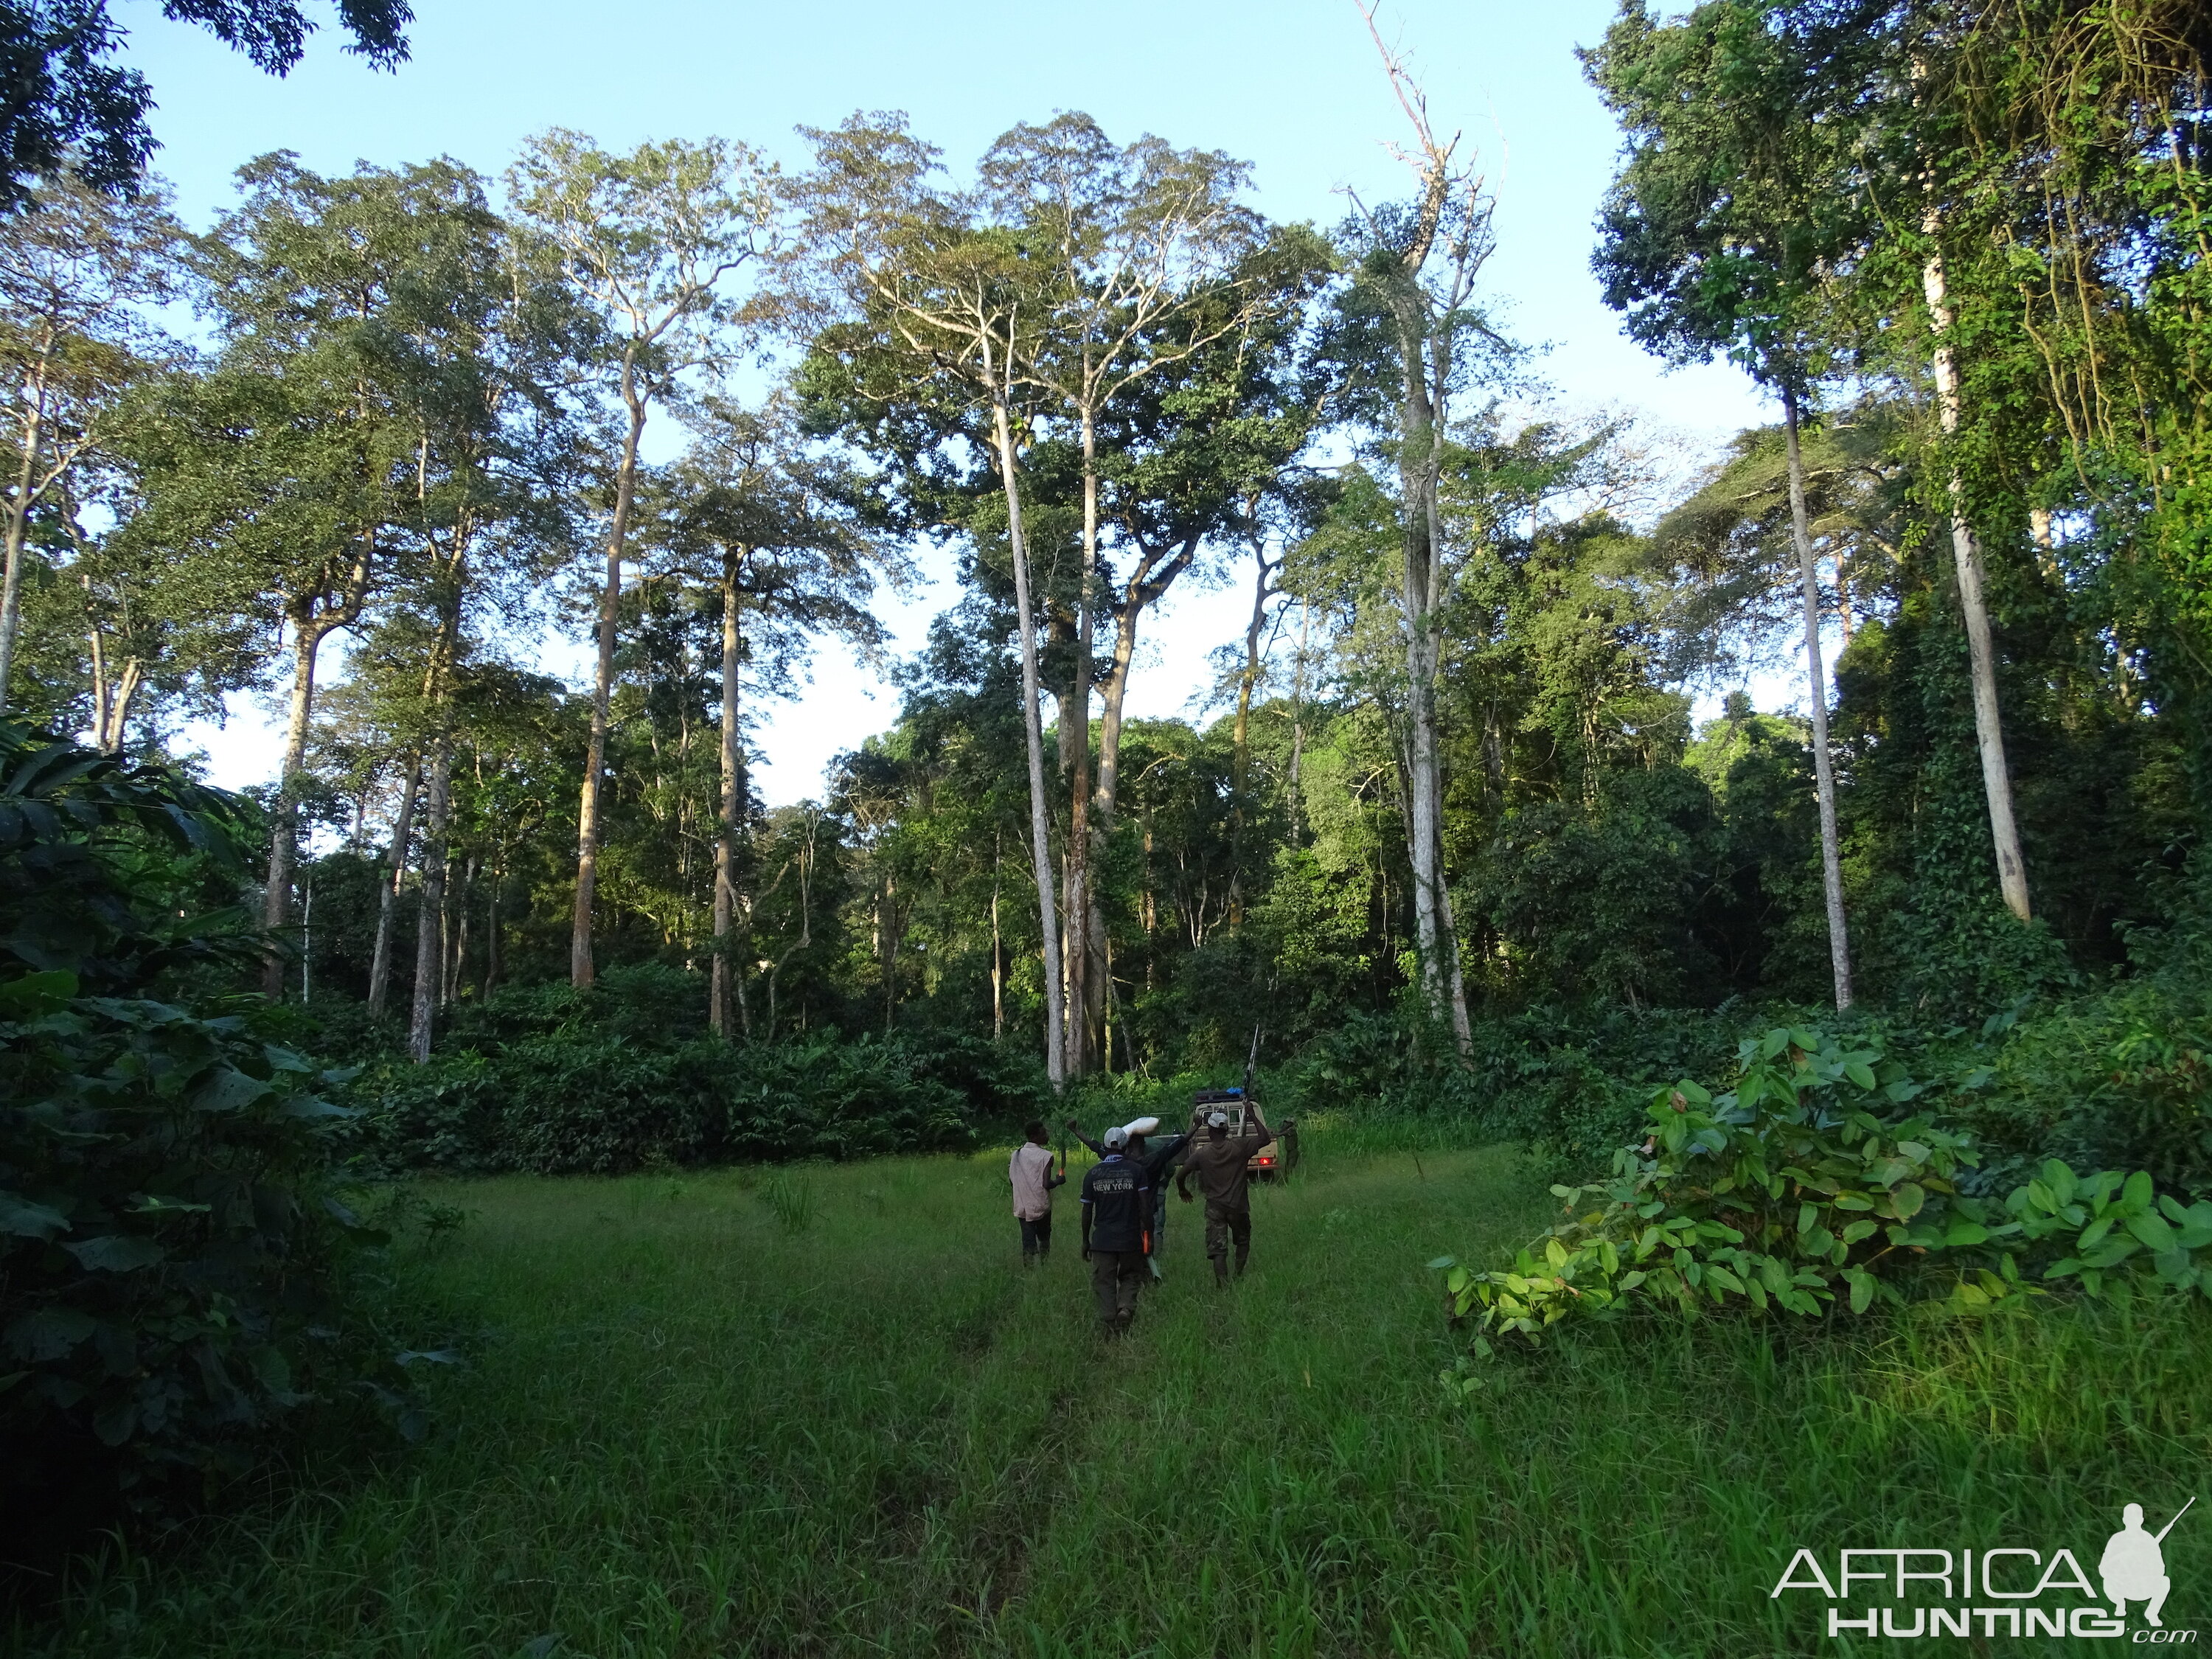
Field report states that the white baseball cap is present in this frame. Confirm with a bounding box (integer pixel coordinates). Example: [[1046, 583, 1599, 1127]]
[[1207, 1110, 1230, 1129], [1103, 1125, 1130, 1150]]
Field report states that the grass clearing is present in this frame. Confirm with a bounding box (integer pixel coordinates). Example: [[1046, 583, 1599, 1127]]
[[19, 1131, 2212, 1657]]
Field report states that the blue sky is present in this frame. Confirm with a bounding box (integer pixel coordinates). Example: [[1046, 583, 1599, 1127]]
[[132, 0, 1773, 801]]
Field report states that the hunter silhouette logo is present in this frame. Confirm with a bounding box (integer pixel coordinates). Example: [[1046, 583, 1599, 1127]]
[[1771, 1496, 2198, 1641], [2104, 1498, 2193, 1630]]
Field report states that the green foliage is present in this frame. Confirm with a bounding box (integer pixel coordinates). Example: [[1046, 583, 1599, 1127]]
[[349, 965, 1037, 1174], [0, 726, 425, 1543], [1, 975, 414, 1496], [1286, 1000, 1743, 1178], [1435, 1024, 2212, 1357]]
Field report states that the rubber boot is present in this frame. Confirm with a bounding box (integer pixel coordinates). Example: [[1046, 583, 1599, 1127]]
[[1212, 1259, 1229, 1288]]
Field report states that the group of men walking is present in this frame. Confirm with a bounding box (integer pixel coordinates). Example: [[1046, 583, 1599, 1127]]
[[1005, 1099, 1276, 1336]]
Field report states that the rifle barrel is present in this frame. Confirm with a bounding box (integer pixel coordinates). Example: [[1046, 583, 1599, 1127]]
[[2156, 1495, 2197, 1543]]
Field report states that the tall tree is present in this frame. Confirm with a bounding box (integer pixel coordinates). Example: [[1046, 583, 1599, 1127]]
[[510, 129, 776, 989], [1339, 7, 1508, 1049], [0, 171, 179, 712], [645, 394, 895, 1038], [977, 112, 1269, 1074], [794, 112, 1069, 1089], [1585, 0, 1858, 1008], [143, 152, 457, 994]]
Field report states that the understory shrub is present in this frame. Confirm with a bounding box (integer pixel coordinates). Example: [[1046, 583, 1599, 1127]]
[[1287, 1001, 1745, 1173], [1433, 1025, 2212, 1366], [351, 1023, 1015, 1175], [0, 728, 426, 1562]]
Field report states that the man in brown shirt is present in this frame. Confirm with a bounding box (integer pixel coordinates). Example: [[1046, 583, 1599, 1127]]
[[1175, 1102, 1273, 1286]]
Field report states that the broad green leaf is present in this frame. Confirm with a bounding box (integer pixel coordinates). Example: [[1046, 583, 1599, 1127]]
[[93, 1401, 137, 1447], [1891, 1183, 1926, 1220], [1846, 1270, 1874, 1314], [192, 1066, 271, 1113], [5, 1307, 95, 1361], [2085, 1237, 2142, 1269], [63, 1235, 164, 1272], [0, 1191, 68, 1239], [2125, 1211, 2179, 1253], [280, 1095, 358, 1120], [1843, 1060, 1877, 1090], [0, 970, 77, 1016]]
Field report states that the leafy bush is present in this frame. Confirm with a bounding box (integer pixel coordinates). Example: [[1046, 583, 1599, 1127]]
[[1286, 1000, 1743, 1175], [1433, 1025, 2212, 1362], [1936, 982, 2212, 1200], [351, 1024, 1000, 1175], [0, 727, 424, 1550], [2, 978, 410, 1497]]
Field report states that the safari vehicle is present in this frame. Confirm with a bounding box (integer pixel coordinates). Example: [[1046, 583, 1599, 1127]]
[[1187, 1086, 1295, 1180]]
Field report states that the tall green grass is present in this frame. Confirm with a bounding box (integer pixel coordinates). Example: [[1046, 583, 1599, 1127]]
[[18, 1129, 2211, 1657]]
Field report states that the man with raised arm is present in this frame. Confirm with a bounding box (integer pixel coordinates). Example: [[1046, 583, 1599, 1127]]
[[1064, 1114, 1189, 1281], [1175, 1099, 1274, 1286]]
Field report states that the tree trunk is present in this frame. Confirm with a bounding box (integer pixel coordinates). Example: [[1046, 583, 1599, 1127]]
[[1783, 386, 1854, 1011], [1091, 538, 1197, 841], [408, 740, 451, 1064], [485, 858, 504, 997], [1921, 240, 2031, 922], [990, 855, 1004, 1040], [1063, 410, 1101, 1076], [1289, 599, 1309, 848], [1394, 315, 1455, 1040], [574, 364, 650, 987], [881, 870, 899, 1033], [445, 854, 476, 1005], [262, 616, 327, 998], [1229, 543, 1273, 928], [0, 364, 49, 714], [986, 364, 1065, 1092], [85, 602, 143, 756], [368, 754, 422, 1017], [712, 557, 745, 1037]]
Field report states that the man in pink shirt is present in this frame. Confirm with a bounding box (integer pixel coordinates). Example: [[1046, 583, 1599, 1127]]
[[1008, 1120, 1065, 1265]]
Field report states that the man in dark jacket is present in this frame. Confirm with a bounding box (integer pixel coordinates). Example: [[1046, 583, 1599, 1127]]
[[1175, 1102, 1273, 1285], [1066, 1116, 1189, 1281], [1079, 1126, 1150, 1335]]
